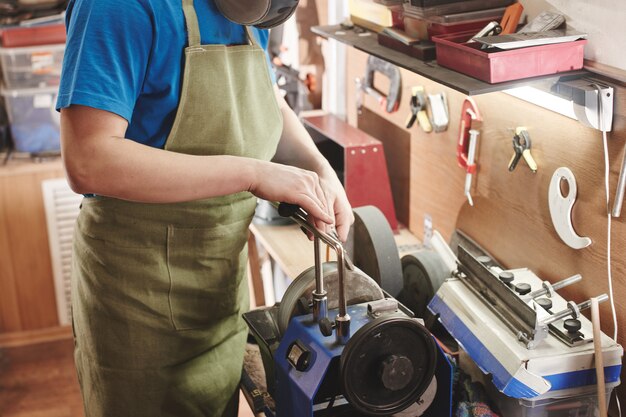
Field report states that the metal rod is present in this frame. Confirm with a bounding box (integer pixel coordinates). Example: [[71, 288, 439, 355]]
[[542, 294, 608, 325], [526, 274, 582, 299], [314, 237, 324, 294], [612, 146, 626, 217], [312, 237, 328, 322], [465, 129, 479, 206], [336, 248, 348, 319], [551, 274, 583, 292]]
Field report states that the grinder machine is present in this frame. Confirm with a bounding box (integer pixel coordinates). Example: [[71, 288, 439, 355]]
[[244, 204, 454, 417]]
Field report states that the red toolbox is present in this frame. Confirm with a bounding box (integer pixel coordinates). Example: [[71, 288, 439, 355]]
[[433, 31, 587, 83]]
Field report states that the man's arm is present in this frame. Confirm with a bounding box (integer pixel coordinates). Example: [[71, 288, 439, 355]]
[[60, 105, 333, 225], [271, 87, 354, 241]]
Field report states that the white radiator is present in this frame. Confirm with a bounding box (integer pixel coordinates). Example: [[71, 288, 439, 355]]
[[41, 178, 82, 326]]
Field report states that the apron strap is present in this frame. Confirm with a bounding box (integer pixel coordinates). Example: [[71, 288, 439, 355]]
[[182, 0, 201, 47]]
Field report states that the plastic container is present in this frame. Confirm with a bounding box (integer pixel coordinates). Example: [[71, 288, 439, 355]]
[[424, 7, 506, 39], [433, 31, 587, 83], [2, 87, 60, 153], [403, 0, 514, 18], [0, 43, 65, 89], [0, 23, 66, 47], [493, 387, 614, 417]]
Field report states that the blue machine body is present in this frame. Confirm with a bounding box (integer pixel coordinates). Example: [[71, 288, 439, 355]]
[[274, 302, 454, 417]]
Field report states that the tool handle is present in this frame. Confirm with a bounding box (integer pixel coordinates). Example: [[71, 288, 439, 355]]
[[276, 203, 342, 251], [417, 111, 433, 133], [500, 3, 524, 34]]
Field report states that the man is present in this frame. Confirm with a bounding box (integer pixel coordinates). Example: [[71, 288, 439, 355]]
[[57, 0, 352, 416]]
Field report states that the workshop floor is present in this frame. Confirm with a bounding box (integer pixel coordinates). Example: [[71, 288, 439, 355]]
[[0, 336, 255, 417]]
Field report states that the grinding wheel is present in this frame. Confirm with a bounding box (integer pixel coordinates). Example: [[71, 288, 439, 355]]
[[340, 316, 437, 416], [276, 262, 384, 335], [349, 206, 403, 298], [397, 249, 450, 318]]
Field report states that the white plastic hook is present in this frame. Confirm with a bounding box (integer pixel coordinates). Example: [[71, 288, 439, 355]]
[[548, 167, 592, 249]]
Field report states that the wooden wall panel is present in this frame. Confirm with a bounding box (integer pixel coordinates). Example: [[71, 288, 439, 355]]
[[0, 160, 65, 332], [345, 46, 626, 408]]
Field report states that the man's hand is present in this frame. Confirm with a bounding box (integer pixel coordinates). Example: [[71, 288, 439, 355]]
[[247, 160, 333, 228], [318, 165, 354, 242]]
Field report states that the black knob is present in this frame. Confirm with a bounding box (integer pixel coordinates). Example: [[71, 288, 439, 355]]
[[514, 283, 531, 295], [499, 271, 514, 285], [319, 317, 334, 337], [564, 319, 582, 334], [536, 297, 553, 311], [379, 355, 414, 391]]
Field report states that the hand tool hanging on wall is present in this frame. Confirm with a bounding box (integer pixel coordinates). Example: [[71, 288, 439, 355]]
[[427, 92, 449, 132], [548, 167, 592, 249], [508, 127, 537, 173], [405, 86, 432, 132], [457, 98, 482, 206], [361, 55, 402, 114]]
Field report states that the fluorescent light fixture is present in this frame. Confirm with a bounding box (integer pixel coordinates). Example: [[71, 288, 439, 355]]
[[504, 76, 614, 132]]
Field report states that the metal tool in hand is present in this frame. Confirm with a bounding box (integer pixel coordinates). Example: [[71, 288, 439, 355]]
[[405, 86, 432, 132], [508, 128, 538, 173], [276, 202, 353, 343], [457, 98, 482, 206]]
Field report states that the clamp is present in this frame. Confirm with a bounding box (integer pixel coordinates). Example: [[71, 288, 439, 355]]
[[405, 86, 432, 133], [457, 98, 482, 206], [361, 55, 402, 114]]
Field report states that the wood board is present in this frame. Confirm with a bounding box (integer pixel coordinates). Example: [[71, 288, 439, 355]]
[[344, 46, 626, 410]]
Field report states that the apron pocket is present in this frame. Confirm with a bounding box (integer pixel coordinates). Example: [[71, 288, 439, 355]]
[[166, 225, 247, 331]]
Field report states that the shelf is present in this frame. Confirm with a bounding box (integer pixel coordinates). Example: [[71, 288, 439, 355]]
[[311, 25, 588, 96]]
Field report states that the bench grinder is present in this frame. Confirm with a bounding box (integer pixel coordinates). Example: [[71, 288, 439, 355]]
[[244, 205, 453, 417]]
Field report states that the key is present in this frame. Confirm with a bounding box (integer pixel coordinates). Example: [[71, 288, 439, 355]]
[[508, 146, 523, 171], [522, 149, 538, 173]]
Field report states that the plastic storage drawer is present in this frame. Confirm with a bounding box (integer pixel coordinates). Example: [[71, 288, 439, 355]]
[[0, 44, 65, 89], [2, 87, 60, 153]]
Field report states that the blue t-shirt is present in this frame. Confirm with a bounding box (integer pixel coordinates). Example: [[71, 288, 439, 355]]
[[56, 0, 273, 149]]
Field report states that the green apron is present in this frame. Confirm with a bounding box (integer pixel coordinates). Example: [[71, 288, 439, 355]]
[[71, 1, 282, 415]]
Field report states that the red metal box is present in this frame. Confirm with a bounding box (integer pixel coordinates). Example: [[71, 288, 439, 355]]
[[432, 31, 587, 83]]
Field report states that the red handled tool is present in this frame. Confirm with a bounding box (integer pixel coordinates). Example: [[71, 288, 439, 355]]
[[500, 2, 524, 35], [457, 98, 482, 206]]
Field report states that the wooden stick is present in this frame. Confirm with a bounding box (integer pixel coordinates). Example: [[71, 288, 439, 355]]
[[591, 297, 608, 417]]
